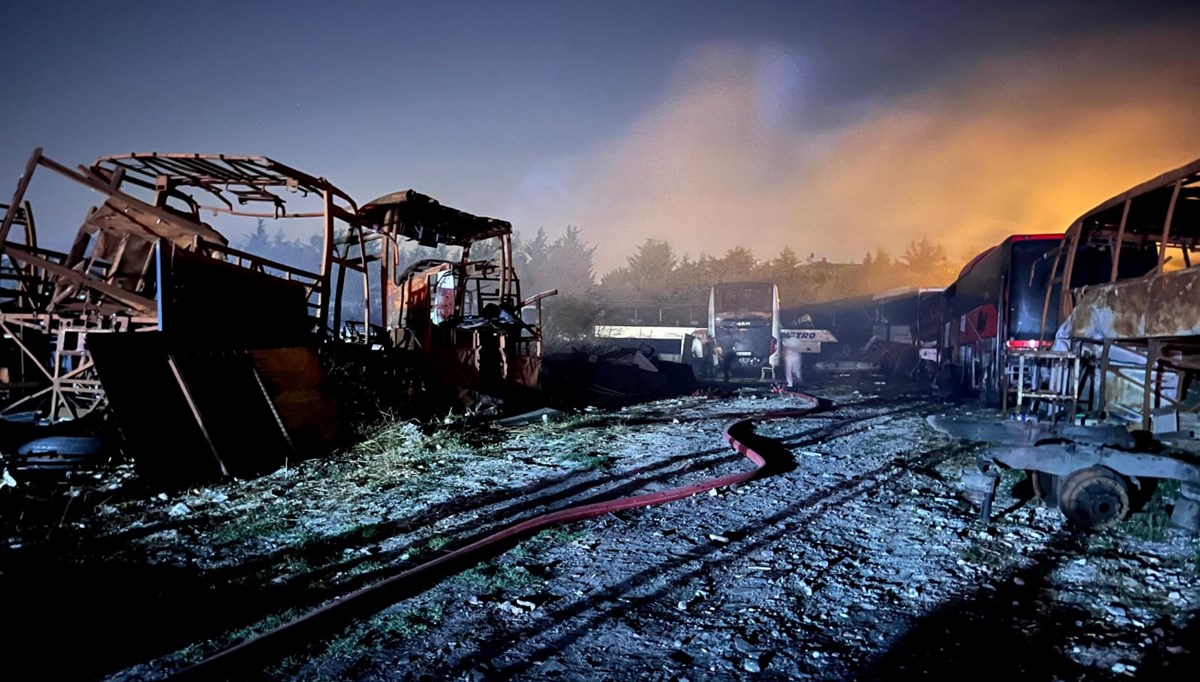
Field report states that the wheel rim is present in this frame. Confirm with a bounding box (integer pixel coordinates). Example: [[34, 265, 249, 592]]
[[1056, 466, 1130, 530]]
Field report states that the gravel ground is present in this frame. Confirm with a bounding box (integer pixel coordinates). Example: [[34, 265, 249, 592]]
[[2, 378, 1197, 681]]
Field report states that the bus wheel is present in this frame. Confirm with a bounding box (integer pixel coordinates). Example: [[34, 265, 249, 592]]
[[1057, 466, 1130, 530], [1029, 470, 1058, 509]]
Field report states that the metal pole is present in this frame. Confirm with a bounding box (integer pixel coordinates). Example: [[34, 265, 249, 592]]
[[1110, 199, 1130, 282], [0, 148, 42, 248], [1158, 179, 1183, 274], [318, 190, 334, 335]]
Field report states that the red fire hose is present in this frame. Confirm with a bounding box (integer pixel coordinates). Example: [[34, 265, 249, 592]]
[[168, 389, 822, 680]]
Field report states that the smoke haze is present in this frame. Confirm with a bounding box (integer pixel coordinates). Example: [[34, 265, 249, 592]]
[[515, 27, 1200, 272]]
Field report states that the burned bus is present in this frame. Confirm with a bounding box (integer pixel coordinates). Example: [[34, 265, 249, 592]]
[[708, 281, 780, 376], [938, 158, 1200, 532], [943, 228, 1164, 407], [942, 234, 1063, 403]]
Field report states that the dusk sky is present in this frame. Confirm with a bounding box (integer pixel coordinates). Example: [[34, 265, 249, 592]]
[[3, 0, 1199, 271]]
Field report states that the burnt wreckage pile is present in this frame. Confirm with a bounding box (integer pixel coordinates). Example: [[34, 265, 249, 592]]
[[0, 149, 552, 484]]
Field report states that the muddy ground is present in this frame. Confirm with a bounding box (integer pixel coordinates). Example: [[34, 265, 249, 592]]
[[1, 376, 1198, 681]]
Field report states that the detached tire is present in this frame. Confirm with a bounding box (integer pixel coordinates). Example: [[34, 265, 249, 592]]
[[1057, 466, 1131, 530]]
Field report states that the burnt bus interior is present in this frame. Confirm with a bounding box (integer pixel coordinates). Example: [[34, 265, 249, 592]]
[[1046, 159, 1200, 428]]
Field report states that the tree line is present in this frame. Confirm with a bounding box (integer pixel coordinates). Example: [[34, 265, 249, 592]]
[[239, 221, 965, 344]]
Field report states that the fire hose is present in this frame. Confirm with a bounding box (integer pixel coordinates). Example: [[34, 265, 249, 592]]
[[168, 389, 823, 680]]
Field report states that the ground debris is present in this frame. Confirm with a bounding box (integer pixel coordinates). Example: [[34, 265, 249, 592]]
[[2, 380, 1197, 681]]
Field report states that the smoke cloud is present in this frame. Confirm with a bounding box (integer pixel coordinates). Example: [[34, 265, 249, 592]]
[[516, 28, 1200, 273]]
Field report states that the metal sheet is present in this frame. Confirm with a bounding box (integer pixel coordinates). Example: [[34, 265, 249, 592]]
[[1071, 266, 1200, 340]]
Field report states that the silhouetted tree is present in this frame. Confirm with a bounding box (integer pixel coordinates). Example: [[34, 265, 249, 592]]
[[599, 238, 678, 301]]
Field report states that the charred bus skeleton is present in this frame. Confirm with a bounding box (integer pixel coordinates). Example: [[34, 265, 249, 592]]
[[936, 158, 1200, 532], [0, 149, 550, 483], [359, 190, 553, 396]]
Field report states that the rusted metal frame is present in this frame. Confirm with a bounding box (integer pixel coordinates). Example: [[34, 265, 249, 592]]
[[3, 235, 62, 311], [205, 208, 327, 219], [3, 245, 156, 314], [101, 233, 133, 289], [356, 225, 372, 332], [167, 355, 229, 477], [1, 383, 54, 414], [1039, 227, 1069, 341], [0, 329, 101, 419], [153, 155, 248, 187], [54, 357, 97, 383], [248, 363, 300, 463], [147, 158, 233, 213], [328, 253, 368, 274], [1163, 357, 1200, 372], [49, 328, 67, 420], [333, 248, 347, 335], [0, 148, 42, 250], [1058, 224, 1083, 322], [1098, 339, 1111, 415], [2, 240, 67, 260], [82, 158, 350, 254], [96, 153, 339, 215], [154, 155, 245, 186], [225, 158, 292, 187], [63, 239, 108, 313], [498, 235, 509, 309], [201, 239, 322, 281], [1110, 199, 1131, 282], [16, 200, 39, 302], [1069, 353, 1082, 421], [1072, 159, 1200, 225], [379, 236, 391, 329], [36, 156, 212, 248], [1105, 364, 1182, 407], [319, 190, 335, 334], [0, 199, 40, 247], [0, 314, 52, 332], [107, 162, 230, 214], [1158, 179, 1184, 274], [1142, 339, 1160, 430], [454, 243, 472, 321], [506, 235, 519, 305], [102, 155, 296, 202], [0, 319, 53, 381]]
